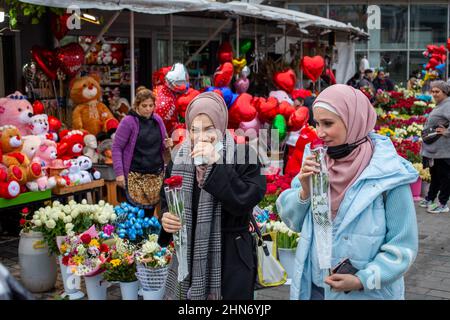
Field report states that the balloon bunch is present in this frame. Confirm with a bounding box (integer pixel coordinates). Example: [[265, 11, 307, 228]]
[[423, 44, 447, 73], [114, 203, 161, 242]]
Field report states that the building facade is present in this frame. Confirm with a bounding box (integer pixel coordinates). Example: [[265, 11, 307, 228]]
[[282, 0, 450, 83]]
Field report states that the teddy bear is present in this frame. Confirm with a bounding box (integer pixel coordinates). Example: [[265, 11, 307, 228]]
[[60, 159, 82, 186], [57, 130, 86, 161], [29, 114, 57, 141], [70, 75, 119, 136], [0, 167, 21, 199], [0, 125, 42, 185], [97, 43, 113, 65], [77, 156, 101, 180], [22, 135, 43, 162], [83, 134, 99, 164], [33, 139, 59, 168], [0, 92, 34, 136]]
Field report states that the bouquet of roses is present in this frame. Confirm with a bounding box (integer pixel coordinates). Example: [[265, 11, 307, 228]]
[[31, 199, 117, 255], [103, 236, 137, 283], [57, 225, 110, 276], [163, 175, 188, 282], [135, 234, 175, 291]]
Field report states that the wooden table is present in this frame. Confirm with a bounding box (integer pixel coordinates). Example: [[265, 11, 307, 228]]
[[52, 179, 105, 204]]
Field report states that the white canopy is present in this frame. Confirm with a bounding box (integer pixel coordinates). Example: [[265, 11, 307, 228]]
[[20, 0, 368, 38]]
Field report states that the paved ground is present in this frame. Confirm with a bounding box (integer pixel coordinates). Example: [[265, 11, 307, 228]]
[[1, 203, 449, 300]]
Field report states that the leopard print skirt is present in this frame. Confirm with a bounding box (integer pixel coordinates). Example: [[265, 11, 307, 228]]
[[126, 171, 163, 206]]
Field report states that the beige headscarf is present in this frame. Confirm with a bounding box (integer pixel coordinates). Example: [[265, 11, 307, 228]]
[[185, 92, 228, 186]]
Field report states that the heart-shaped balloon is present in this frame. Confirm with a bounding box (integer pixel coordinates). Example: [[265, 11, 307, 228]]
[[278, 101, 295, 120], [229, 93, 257, 128], [291, 89, 312, 100], [50, 13, 70, 41], [205, 87, 233, 107], [218, 42, 233, 64], [256, 96, 279, 123], [155, 85, 177, 134], [22, 61, 37, 84], [301, 56, 325, 82], [273, 69, 296, 94], [48, 115, 62, 132], [288, 107, 310, 131], [165, 63, 189, 94], [214, 62, 234, 87], [31, 45, 57, 80], [272, 114, 287, 142], [240, 40, 252, 55], [234, 77, 250, 94], [32, 100, 45, 115], [175, 88, 200, 119], [232, 58, 247, 74], [55, 43, 85, 78]]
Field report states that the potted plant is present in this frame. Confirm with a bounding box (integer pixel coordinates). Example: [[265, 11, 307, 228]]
[[103, 236, 139, 300], [18, 207, 57, 293]]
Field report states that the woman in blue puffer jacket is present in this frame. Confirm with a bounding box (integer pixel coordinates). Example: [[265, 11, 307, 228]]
[[276, 84, 419, 300]]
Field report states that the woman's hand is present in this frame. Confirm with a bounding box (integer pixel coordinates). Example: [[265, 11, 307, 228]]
[[161, 212, 182, 233], [116, 175, 125, 189], [297, 155, 320, 200], [190, 141, 220, 165], [324, 274, 363, 292], [164, 138, 174, 148]]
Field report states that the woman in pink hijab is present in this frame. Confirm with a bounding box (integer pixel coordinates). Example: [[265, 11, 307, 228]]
[[277, 84, 419, 300]]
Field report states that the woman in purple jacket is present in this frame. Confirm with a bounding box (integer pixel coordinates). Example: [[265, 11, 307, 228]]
[[112, 86, 172, 214]]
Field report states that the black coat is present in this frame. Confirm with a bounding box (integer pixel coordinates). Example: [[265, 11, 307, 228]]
[[158, 146, 266, 300]]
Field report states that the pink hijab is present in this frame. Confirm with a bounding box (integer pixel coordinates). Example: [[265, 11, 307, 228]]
[[312, 84, 377, 218]]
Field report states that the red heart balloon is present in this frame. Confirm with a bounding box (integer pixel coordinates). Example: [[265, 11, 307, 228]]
[[229, 93, 256, 128], [301, 56, 325, 82], [256, 97, 279, 123], [273, 69, 296, 93], [32, 100, 45, 115], [289, 107, 310, 131], [48, 115, 62, 132], [50, 13, 70, 41], [31, 45, 57, 80], [278, 101, 295, 120], [214, 62, 234, 87], [55, 43, 85, 78], [175, 88, 200, 119], [218, 42, 233, 64]]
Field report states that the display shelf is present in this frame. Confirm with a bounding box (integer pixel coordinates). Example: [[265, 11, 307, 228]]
[[0, 190, 51, 209]]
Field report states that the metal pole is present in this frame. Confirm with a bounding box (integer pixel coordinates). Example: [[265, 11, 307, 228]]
[[130, 11, 135, 105], [300, 38, 303, 88], [185, 18, 231, 66], [236, 16, 240, 58], [169, 14, 174, 65], [85, 11, 121, 58]]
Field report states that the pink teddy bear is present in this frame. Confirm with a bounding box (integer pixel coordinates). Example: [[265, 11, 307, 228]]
[[0, 92, 34, 136], [33, 139, 58, 168]]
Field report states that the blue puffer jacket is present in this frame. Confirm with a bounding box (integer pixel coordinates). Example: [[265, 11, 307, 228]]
[[276, 133, 419, 300]]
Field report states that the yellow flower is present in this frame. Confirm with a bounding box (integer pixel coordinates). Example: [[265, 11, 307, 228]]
[[89, 239, 100, 248], [73, 256, 84, 265], [60, 244, 67, 253], [110, 259, 121, 267]]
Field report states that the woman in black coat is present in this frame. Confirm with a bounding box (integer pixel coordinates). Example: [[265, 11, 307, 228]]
[[158, 92, 266, 300]]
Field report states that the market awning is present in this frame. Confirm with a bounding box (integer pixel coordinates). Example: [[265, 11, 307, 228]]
[[20, 0, 369, 39]]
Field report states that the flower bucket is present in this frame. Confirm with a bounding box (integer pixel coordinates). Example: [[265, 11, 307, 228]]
[[142, 287, 165, 300], [57, 256, 84, 300], [278, 248, 296, 282], [410, 177, 422, 201], [136, 264, 168, 291], [120, 281, 139, 300], [84, 273, 108, 300], [19, 231, 57, 293], [421, 181, 430, 198]]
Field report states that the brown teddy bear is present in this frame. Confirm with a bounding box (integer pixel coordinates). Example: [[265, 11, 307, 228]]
[[0, 125, 42, 185], [70, 75, 119, 136]]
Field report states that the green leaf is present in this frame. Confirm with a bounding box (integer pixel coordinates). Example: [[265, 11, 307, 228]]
[[10, 17, 17, 28], [31, 17, 39, 24], [23, 8, 31, 16]]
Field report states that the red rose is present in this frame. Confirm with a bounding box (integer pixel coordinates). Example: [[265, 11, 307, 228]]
[[100, 243, 109, 253], [62, 255, 70, 266], [266, 184, 278, 195], [281, 183, 290, 191], [80, 234, 91, 244], [164, 175, 183, 188], [266, 175, 275, 183], [21, 208, 29, 214], [19, 219, 26, 226]]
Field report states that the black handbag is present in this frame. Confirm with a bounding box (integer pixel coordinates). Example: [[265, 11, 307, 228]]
[[422, 122, 449, 145]]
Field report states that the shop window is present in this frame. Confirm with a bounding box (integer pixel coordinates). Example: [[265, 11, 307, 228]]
[[410, 5, 448, 49], [329, 5, 368, 50], [287, 4, 327, 17], [368, 51, 407, 84], [368, 5, 407, 50]]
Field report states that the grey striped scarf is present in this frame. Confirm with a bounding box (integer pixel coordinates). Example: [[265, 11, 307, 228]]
[[163, 131, 235, 300]]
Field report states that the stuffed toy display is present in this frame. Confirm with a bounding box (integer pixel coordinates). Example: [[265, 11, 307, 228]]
[[0, 167, 20, 199], [57, 130, 86, 161], [22, 135, 43, 162], [30, 114, 57, 141], [70, 75, 119, 136], [76, 156, 101, 180], [0, 92, 34, 136], [0, 125, 42, 185], [33, 139, 59, 168]]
